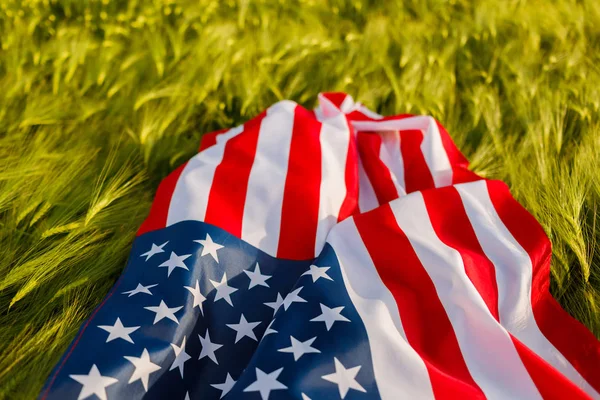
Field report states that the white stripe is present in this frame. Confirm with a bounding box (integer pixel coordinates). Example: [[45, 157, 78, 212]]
[[314, 114, 350, 257], [339, 94, 355, 114], [421, 118, 452, 188], [166, 125, 244, 225], [316, 93, 343, 120], [357, 155, 379, 213], [357, 104, 383, 120], [351, 116, 452, 187], [456, 181, 600, 398], [327, 219, 435, 400], [379, 131, 406, 196], [240, 101, 296, 256], [390, 193, 542, 400]]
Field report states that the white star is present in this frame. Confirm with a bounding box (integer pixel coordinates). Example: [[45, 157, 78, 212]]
[[198, 330, 223, 364], [169, 336, 191, 378], [302, 264, 333, 283], [226, 314, 262, 343], [144, 300, 183, 325], [263, 319, 277, 338], [322, 357, 366, 399], [122, 283, 157, 297], [140, 241, 168, 261], [301, 394, 312, 400], [97, 318, 140, 344], [69, 364, 118, 400], [158, 251, 192, 277], [243, 367, 287, 400], [194, 233, 224, 262], [282, 286, 307, 310], [209, 272, 238, 306], [310, 303, 350, 331], [243, 263, 271, 289], [184, 280, 206, 315], [123, 348, 161, 392], [211, 373, 236, 398], [264, 293, 284, 316], [278, 336, 321, 361], [184, 392, 190, 400]]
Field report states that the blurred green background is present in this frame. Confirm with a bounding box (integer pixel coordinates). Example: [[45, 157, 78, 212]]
[[1, 0, 600, 397]]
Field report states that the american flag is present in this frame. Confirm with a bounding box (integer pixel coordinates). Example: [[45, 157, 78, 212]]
[[40, 93, 600, 400]]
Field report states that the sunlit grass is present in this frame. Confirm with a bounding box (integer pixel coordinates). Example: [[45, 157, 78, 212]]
[[1, 0, 600, 397]]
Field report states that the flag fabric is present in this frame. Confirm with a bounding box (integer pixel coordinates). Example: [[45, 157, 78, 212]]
[[40, 93, 600, 400]]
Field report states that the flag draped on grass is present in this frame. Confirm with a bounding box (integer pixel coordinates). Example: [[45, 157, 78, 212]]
[[40, 93, 600, 400]]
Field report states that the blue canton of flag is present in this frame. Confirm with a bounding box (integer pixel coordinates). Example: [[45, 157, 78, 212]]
[[41, 220, 378, 400]]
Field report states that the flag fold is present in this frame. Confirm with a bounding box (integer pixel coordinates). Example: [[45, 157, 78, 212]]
[[41, 93, 600, 400]]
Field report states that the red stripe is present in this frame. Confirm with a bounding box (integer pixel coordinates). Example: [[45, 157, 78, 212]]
[[203, 116, 264, 238], [512, 336, 591, 399], [379, 114, 415, 122], [422, 186, 500, 320], [356, 132, 399, 205], [320, 92, 348, 108], [345, 111, 414, 122], [435, 121, 469, 169], [345, 110, 373, 121], [400, 130, 436, 194], [354, 204, 485, 399], [277, 106, 322, 259], [137, 162, 188, 236], [487, 179, 600, 393], [198, 128, 229, 152], [337, 121, 359, 222], [432, 121, 483, 185], [422, 185, 592, 397], [451, 167, 481, 185]]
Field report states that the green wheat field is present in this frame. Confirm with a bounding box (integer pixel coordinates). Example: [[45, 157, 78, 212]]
[[1, 0, 600, 397]]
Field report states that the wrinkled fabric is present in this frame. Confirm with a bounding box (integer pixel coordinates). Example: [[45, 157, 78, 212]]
[[41, 93, 600, 400]]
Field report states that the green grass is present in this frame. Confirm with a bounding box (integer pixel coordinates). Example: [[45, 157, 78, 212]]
[[1, 0, 600, 397]]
